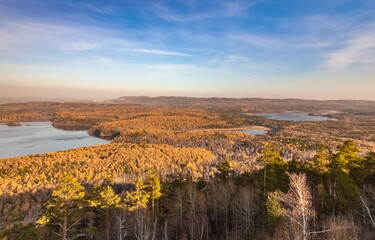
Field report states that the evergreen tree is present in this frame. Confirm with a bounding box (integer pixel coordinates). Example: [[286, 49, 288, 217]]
[[330, 140, 361, 173], [145, 173, 162, 215], [37, 174, 86, 240], [214, 158, 233, 181], [88, 185, 121, 240], [328, 140, 362, 213], [363, 152, 375, 184], [257, 144, 289, 194], [266, 192, 282, 233], [310, 145, 330, 176], [125, 177, 150, 211]]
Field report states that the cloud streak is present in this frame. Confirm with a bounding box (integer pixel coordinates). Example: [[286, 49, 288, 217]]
[[152, 0, 256, 22], [0, 19, 191, 58], [0, 20, 110, 51], [61, 41, 101, 51], [326, 32, 375, 70], [121, 48, 191, 56]]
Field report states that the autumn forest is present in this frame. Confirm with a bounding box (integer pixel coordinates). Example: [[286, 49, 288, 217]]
[[0, 97, 375, 240]]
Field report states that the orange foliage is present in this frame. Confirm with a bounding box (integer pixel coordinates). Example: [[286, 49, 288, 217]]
[[0, 144, 215, 196]]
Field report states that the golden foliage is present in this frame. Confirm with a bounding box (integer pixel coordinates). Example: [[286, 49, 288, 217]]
[[0, 144, 215, 196]]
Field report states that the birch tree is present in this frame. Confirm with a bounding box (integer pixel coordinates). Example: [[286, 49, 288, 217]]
[[275, 173, 315, 240]]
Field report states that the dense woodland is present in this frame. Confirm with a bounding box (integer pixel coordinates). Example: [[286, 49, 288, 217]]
[[1, 98, 375, 239]]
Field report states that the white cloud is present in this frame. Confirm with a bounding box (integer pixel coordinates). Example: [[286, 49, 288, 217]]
[[230, 32, 334, 50], [0, 20, 113, 51], [153, 0, 256, 22], [226, 55, 249, 61], [0, 19, 190, 57], [326, 33, 375, 70], [80, 3, 118, 15], [231, 33, 282, 49], [122, 48, 191, 56], [60, 41, 100, 51]]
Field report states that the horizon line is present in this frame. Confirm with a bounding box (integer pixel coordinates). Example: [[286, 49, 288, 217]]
[[1, 95, 374, 104]]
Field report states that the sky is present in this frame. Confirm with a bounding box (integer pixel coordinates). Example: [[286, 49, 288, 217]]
[[0, 0, 374, 100]]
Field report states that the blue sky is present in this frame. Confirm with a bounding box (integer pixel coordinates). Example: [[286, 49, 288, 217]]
[[0, 0, 374, 100]]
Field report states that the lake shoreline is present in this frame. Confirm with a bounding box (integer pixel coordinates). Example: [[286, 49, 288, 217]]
[[0, 121, 110, 159], [246, 112, 337, 121], [192, 125, 271, 132]]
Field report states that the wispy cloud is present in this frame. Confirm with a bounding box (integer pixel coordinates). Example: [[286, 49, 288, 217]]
[[61, 2, 119, 15], [61, 41, 101, 51], [153, 0, 256, 22], [121, 48, 191, 56], [230, 32, 334, 50], [226, 55, 250, 61], [230, 33, 282, 49], [0, 19, 190, 58], [80, 3, 118, 15], [289, 12, 375, 70], [230, 9, 375, 73], [0, 20, 111, 51], [326, 32, 375, 70]]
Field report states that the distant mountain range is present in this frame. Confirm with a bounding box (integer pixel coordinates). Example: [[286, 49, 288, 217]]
[[106, 96, 375, 113]]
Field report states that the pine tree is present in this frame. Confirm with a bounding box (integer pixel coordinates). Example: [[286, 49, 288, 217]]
[[145, 173, 162, 215], [330, 140, 361, 173], [214, 158, 233, 181], [257, 144, 289, 194], [266, 192, 282, 233], [37, 174, 86, 240], [88, 185, 121, 240], [125, 177, 150, 211], [328, 140, 361, 213]]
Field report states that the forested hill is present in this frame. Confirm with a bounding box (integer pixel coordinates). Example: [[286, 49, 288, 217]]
[[107, 96, 375, 112], [1, 100, 375, 239]]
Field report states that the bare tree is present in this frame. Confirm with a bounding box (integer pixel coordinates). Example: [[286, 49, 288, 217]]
[[113, 209, 129, 240], [274, 173, 315, 240], [274, 173, 353, 240], [205, 180, 235, 239], [161, 220, 169, 240], [235, 186, 258, 239], [85, 211, 96, 240], [169, 187, 184, 239], [322, 215, 358, 240], [133, 210, 151, 240], [361, 185, 375, 231], [184, 182, 208, 240]]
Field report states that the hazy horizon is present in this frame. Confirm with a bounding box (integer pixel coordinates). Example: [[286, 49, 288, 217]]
[[1, 0, 374, 100], [1, 84, 374, 103]]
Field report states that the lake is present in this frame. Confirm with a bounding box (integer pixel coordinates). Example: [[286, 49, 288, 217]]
[[0, 122, 110, 158], [232, 129, 267, 135], [255, 113, 336, 121]]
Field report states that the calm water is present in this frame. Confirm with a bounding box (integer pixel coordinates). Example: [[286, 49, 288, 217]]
[[0, 122, 110, 158], [233, 129, 267, 135], [255, 113, 336, 121]]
